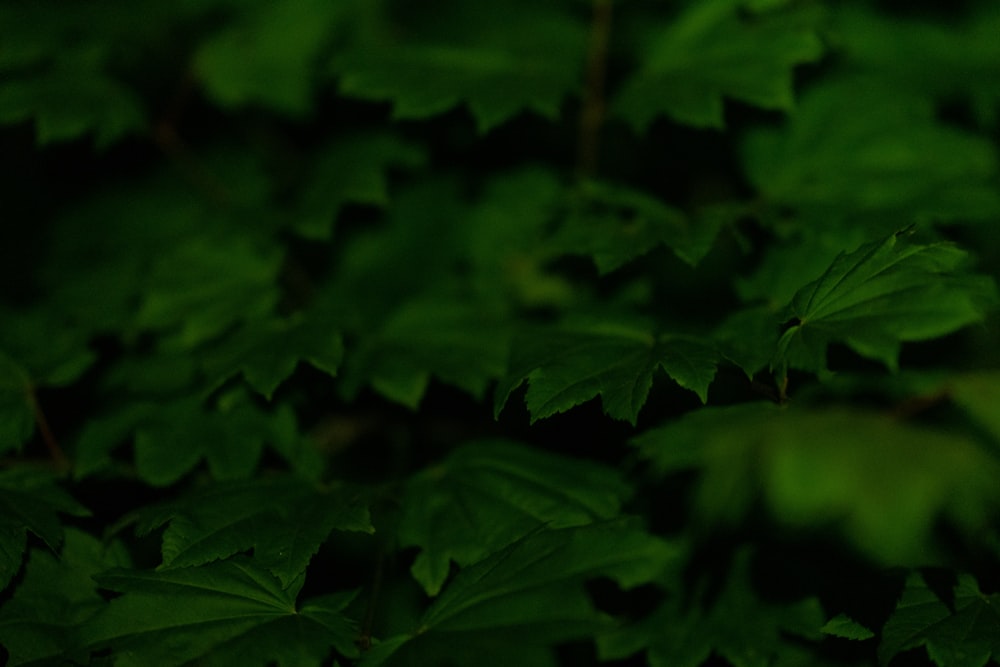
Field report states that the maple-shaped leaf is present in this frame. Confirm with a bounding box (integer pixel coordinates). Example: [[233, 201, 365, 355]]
[[74, 389, 300, 486], [551, 181, 725, 272], [743, 77, 1000, 223], [0, 469, 90, 592], [339, 296, 510, 408], [495, 322, 718, 425], [633, 404, 1000, 565], [364, 520, 678, 666], [194, 0, 345, 115], [81, 557, 360, 667], [0, 529, 129, 666], [397, 439, 631, 596], [293, 133, 425, 240], [772, 230, 998, 382], [330, 2, 585, 132], [201, 311, 344, 400], [614, 0, 822, 130], [879, 572, 1000, 667], [599, 548, 824, 667], [135, 474, 371, 588]]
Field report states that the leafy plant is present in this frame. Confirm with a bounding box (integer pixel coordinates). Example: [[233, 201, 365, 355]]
[[2, 0, 1000, 665]]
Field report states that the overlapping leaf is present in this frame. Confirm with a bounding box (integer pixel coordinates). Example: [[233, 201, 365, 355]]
[[599, 549, 824, 667], [743, 78, 1000, 222], [195, 0, 345, 115], [330, 1, 586, 131], [0, 469, 90, 592], [81, 557, 359, 667], [496, 321, 718, 424], [634, 403, 1000, 564], [134, 474, 371, 587], [772, 230, 998, 381], [0, 529, 129, 666], [398, 439, 631, 596], [614, 0, 822, 129], [364, 520, 678, 666], [879, 572, 1000, 667]]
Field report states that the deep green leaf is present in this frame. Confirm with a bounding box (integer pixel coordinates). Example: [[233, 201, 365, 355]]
[[330, 2, 586, 131], [398, 439, 631, 595], [614, 0, 822, 129], [365, 521, 678, 666], [496, 322, 718, 424], [822, 613, 875, 641], [0, 529, 130, 666], [879, 572, 1000, 667], [772, 230, 998, 380], [0, 469, 90, 592], [82, 557, 360, 667], [599, 548, 824, 667], [135, 475, 371, 587]]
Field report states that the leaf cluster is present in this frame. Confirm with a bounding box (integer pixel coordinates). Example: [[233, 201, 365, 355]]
[[2, 0, 1000, 666]]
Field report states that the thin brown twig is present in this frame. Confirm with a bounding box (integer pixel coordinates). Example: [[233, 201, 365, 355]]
[[577, 0, 614, 179], [26, 385, 69, 472]]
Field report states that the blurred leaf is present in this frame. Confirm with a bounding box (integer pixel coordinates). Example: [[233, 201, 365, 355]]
[[0, 354, 34, 455], [82, 557, 360, 667], [772, 230, 998, 380], [614, 0, 822, 129], [947, 371, 1000, 451], [398, 439, 631, 596], [599, 548, 823, 667], [331, 2, 586, 131], [294, 133, 425, 239], [195, 0, 346, 115], [744, 78, 1000, 223], [634, 404, 1000, 564], [364, 521, 678, 666], [0, 529, 129, 666], [496, 322, 718, 424], [879, 572, 1000, 667]]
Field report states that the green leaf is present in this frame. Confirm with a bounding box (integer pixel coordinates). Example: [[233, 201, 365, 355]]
[[398, 439, 631, 596], [947, 371, 1000, 451], [135, 475, 371, 587], [195, 0, 345, 115], [82, 557, 360, 667], [614, 0, 822, 130], [599, 548, 824, 667], [879, 572, 1000, 667], [331, 2, 586, 131], [773, 230, 998, 380], [822, 613, 875, 641], [0, 354, 34, 455], [0, 529, 130, 666], [340, 296, 510, 408], [293, 133, 425, 240], [743, 78, 1000, 222], [0, 469, 91, 592], [496, 322, 718, 424], [202, 311, 344, 400], [365, 520, 678, 666], [634, 404, 1000, 565], [552, 181, 724, 272]]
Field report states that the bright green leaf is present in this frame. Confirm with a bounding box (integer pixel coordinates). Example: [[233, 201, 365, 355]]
[[496, 322, 718, 424], [773, 230, 998, 380], [879, 572, 1000, 667], [614, 0, 822, 129], [82, 557, 360, 667], [398, 439, 631, 596]]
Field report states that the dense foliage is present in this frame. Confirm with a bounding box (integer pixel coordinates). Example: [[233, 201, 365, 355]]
[[2, 1, 1000, 665]]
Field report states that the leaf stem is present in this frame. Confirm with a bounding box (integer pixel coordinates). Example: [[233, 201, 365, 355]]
[[577, 0, 614, 179], [26, 385, 69, 471]]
